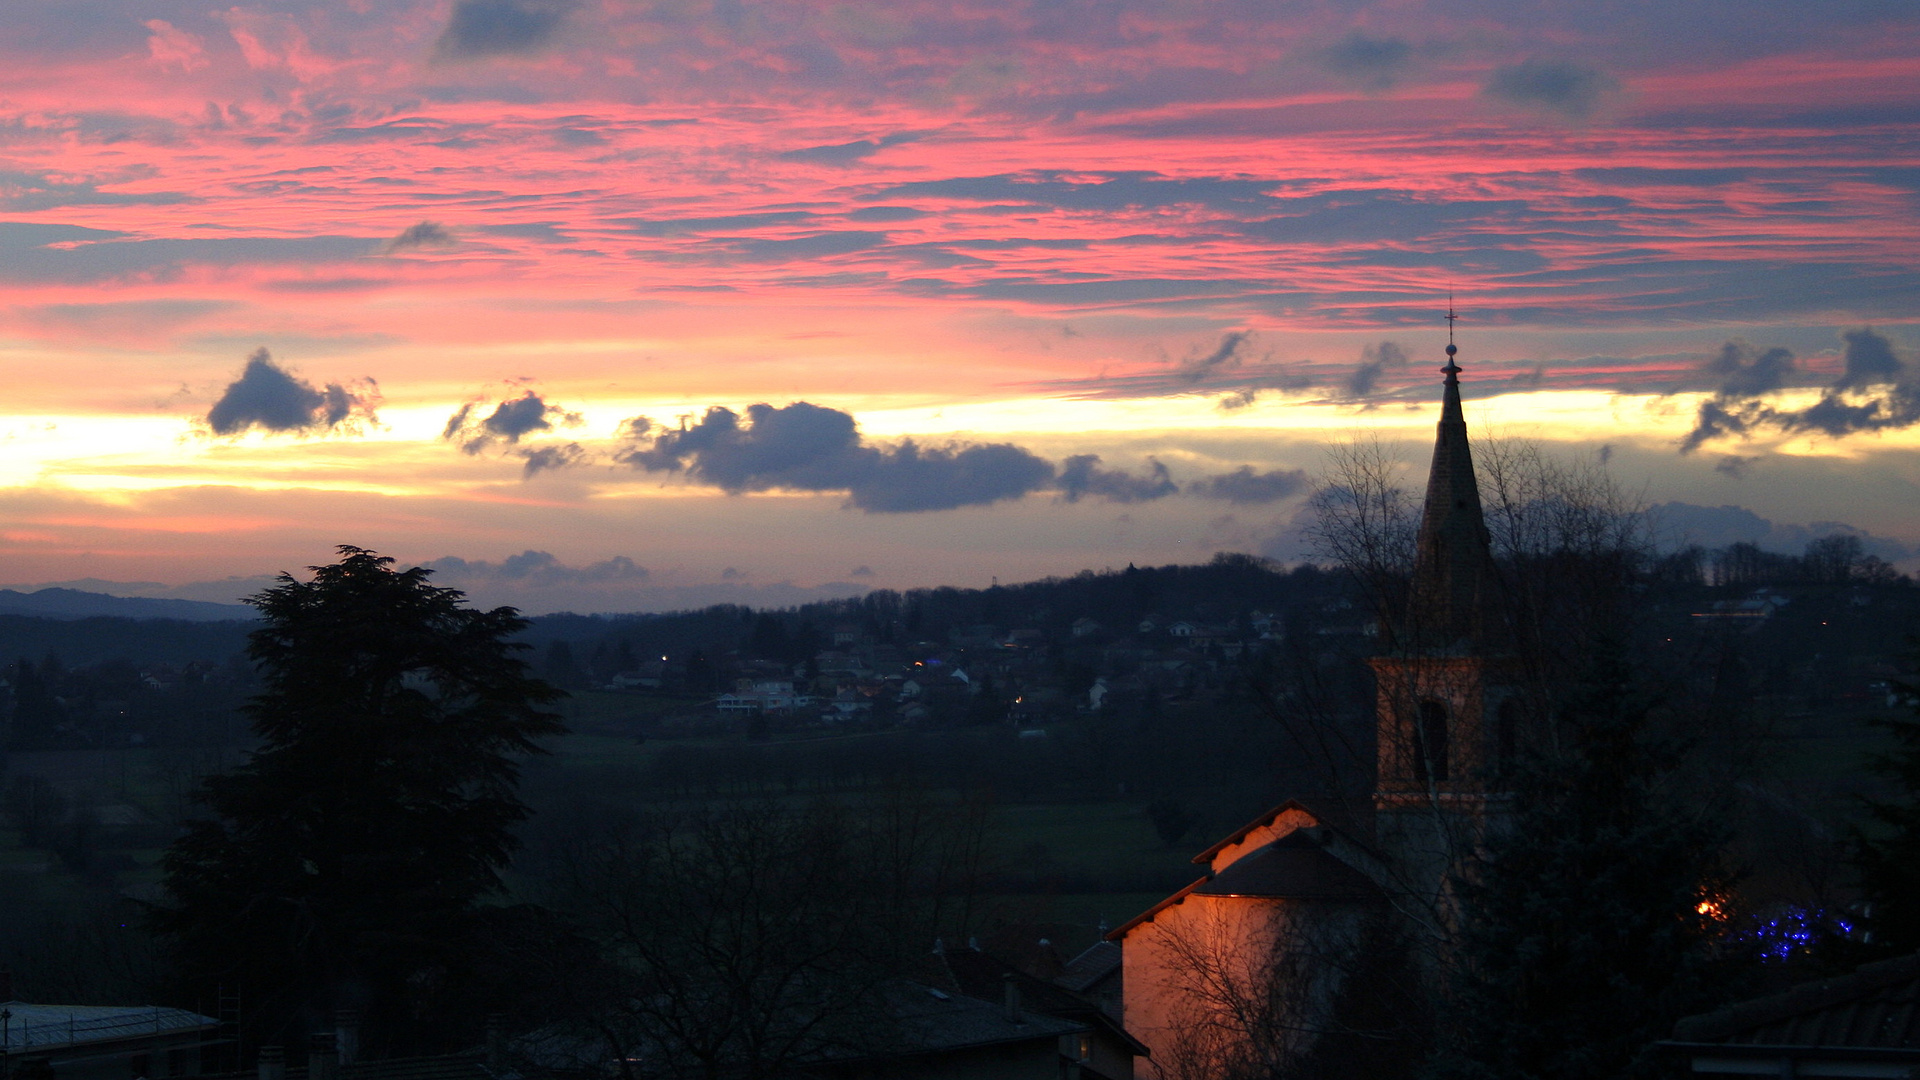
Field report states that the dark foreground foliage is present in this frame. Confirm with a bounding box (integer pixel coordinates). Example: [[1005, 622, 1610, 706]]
[[1428, 642, 1743, 1080], [154, 547, 564, 1055]]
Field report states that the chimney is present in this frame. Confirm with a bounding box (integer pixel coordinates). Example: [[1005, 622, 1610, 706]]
[[309, 1033, 338, 1080], [334, 1010, 360, 1067], [1002, 975, 1023, 1025], [257, 1046, 286, 1080], [485, 1014, 506, 1075]]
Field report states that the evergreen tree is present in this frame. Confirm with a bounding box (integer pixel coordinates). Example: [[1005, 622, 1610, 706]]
[[1429, 642, 1735, 1080], [1854, 653, 1920, 951], [156, 547, 564, 1052]]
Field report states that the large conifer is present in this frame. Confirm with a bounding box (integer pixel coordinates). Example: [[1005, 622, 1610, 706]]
[[157, 547, 563, 1051], [1428, 642, 1735, 1080]]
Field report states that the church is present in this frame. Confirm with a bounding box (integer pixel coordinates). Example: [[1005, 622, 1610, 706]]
[[1110, 331, 1523, 1079]]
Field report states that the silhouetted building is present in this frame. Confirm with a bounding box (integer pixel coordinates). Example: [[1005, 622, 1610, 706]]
[[0, 1001, 219, 1080], [1112, 332, 1519, 1077], [1660, 952, 1920, 1076]]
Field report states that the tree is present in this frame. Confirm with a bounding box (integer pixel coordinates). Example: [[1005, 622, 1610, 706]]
[[1427, 642, 1736, 1080], [540, 790, 998, 1079], [1854, 655, 1920, 952], [156, 547, 564, 1053]]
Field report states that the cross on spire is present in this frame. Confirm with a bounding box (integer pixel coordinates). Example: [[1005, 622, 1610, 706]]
[[1443, 295, 1460, 375]]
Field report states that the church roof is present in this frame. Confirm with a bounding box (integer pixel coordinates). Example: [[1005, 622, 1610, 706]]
[[1405, 334, 1498, 649], [1192, 831, 1384, 901], [1188, 797, 1376, 867], [1109, 801, 1386, 940]]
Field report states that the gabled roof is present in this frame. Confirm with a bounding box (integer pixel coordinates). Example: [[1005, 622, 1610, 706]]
[[1107, 876, 1209, 941], [1058, 941, 1121, 993], [1189, 798, 1377, 867], [930, 949, 1149, 1058], [1112, 798, 1386, 941], [1669, 952, 1920, 1051], [1193, 830, 1385, 901]]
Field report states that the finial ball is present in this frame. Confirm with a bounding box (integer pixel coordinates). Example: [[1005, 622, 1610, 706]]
[[1445, 343, 1457, 356]]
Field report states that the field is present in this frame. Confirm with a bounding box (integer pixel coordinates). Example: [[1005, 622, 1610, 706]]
[[0, 685, 1901, 968]]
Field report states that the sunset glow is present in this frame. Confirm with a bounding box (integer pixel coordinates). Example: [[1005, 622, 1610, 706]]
[[0, 0, 1915, 610]]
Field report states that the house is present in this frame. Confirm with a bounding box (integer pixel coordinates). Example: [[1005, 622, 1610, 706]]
[[715, 680, 807, 714], [802, 981, 1088, 1080], [1110, 342, 1526, 1078], [0, 1000, 220, 1080], [1058, 940, 1123, 1019], [926, 942, 1149, 1080], [1659, 952, 1920, 1076]]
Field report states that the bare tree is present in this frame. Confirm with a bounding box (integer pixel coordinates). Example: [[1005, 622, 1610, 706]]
[[535, 790, 999, 1079], [1148, 900, 1423, 1080]]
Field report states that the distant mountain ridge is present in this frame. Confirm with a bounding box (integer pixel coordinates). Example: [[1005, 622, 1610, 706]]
[[0, 588, 254, 622]]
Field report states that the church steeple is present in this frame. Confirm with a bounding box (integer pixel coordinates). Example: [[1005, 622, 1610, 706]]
[[1406, 306, 1495, 649]]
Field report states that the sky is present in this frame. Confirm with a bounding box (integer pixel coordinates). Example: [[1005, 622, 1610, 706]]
[[0, 0, 1917, 613]]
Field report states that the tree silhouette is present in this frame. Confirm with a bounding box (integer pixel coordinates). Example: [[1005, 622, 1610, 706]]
[[1855, 652, 1920, 952], [156, 547, 564, 1053], [1427, 642, 1736, 1080]]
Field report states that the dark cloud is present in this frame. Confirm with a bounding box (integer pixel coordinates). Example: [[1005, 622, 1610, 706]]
[[849, 565, 875, 578], [1188, 466, 1310, 504], [436, 0, 572, 58], [1177, 330, 1252, 384], [1346, 340, 1408, 398], [1714, 455, 1760, 478], [429, 550, 649, 584], [1682, 329, 1920, 452], [1482, 58, 1619, 120], [519, 442, 586, 478], [383, 221, 456, 252], [1316, 32, 1414, 90], [204, 348, 375, 436], [1707, 339, 1796, 398], [443, 390, 584, 457], [612, 399, 1315, 514], [1837, 326, 1902, 389], [1058, 455, 1177, 503], [617, 402, 1056, 513]]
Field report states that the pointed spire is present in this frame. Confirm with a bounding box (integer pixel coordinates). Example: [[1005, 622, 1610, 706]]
[[1408, 303, 1495, 648]]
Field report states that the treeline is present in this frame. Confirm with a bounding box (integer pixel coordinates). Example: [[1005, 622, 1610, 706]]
[[3, 654, 253, 751], [1656, 534, 1907, 588], [516, 555, 1350, 677]]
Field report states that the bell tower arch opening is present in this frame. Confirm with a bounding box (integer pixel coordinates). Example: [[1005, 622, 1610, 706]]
[[1416, 700, 1450, 785]]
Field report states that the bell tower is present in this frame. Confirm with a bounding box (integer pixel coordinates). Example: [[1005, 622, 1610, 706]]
[[1367, 309, 1520, 904]]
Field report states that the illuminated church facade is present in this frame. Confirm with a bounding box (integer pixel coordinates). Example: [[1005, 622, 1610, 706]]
[[1111, 333, 1521, 1078]]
